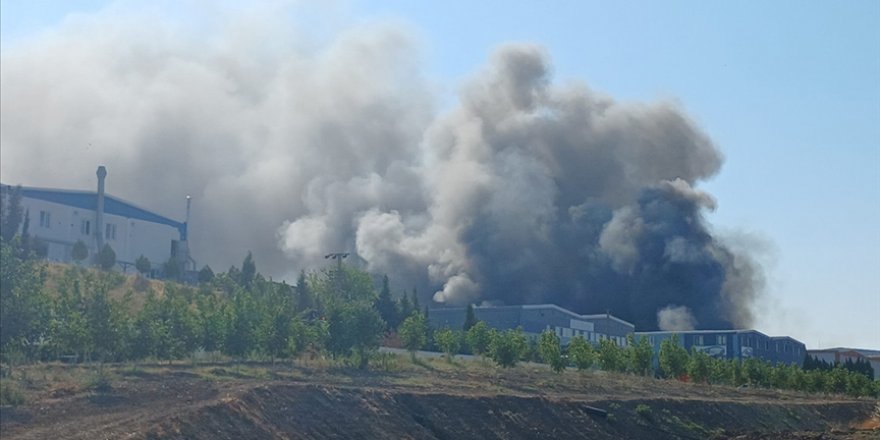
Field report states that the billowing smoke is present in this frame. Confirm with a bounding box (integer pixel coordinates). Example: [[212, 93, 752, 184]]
[[657, 306, 698, 332], [0, 4, 762, 330]]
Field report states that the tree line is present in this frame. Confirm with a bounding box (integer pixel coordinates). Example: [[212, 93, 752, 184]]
[[411, 319, 878, 398]]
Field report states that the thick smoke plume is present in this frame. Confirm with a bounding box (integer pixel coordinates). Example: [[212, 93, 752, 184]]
[[0, 5, 762, 330]]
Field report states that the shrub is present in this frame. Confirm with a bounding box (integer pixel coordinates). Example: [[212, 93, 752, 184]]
[[489, 328, 528, 368], [568, 335, 595, 371]]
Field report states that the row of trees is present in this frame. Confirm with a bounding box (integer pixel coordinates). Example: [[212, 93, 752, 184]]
[[1, 225, 877, 397], [0, 241, 388, 369], [396, 317, 878, 399]]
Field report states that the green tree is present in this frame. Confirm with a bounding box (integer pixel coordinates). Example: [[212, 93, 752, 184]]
[[538, 330, 566, 373], [326, 302, 385, 369], [198, 265, 214, 283], [466, 321, 492, 357], [164, 257, 181, 280], [294, 270, 313, 312], [627, 334, 654, 376], [374, 275, 399, 330], [241, 251, 256, 288], [0, 185, 23, 242], [288, 315, 328, 357], [568, 335, 595, 371], [687, 348, 712, 383], [135, 255, 151, 275], [398, 312, 427, 360], [97, 244, 116, 270], [434, 328, 461, 361], [659, 335, 689, 379], [0, 242, 50, 361], [397, 290, 412, 321], [597, 338, 625, 372], [488, 328, 528, 368], [411, 289, 420, 314], [463, 304, 478, 331], [71, 240, 89, 264]]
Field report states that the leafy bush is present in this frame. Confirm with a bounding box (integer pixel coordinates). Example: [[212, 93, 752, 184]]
[[538, 330, 565, 373], [568, 335, 595, 371], [488, 328, 528, 368]]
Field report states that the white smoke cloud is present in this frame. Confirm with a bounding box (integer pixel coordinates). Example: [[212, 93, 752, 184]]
[[657, 305, 698, 331]]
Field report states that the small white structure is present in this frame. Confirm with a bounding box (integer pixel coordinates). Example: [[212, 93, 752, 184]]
[[2, 166, 194, 275]]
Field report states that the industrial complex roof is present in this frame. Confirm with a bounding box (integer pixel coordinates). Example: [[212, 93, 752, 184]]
[[3, 184, 186, 236]]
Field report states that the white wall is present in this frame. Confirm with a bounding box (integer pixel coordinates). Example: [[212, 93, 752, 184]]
[[20, 196, 179, 270]]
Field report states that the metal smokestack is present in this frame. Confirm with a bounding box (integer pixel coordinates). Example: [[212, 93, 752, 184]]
[[185, 195, 191, 239], [95, 166, 107, 255]]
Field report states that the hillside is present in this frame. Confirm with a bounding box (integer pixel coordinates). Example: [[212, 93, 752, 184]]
[[1, 358, 878, 439]]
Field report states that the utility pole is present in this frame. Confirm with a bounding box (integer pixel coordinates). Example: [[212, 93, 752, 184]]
[[324, 252, 349, 271], [324, 252, 349, 299]]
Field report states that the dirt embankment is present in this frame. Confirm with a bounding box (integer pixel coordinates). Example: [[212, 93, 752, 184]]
[[143, 384, 877, 440], [1, 362, 877, 440]]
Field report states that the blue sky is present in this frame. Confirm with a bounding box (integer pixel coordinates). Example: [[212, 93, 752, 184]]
[[2, 0, 878, 349]]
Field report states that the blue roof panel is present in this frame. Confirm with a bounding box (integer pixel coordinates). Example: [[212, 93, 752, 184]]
[[17, 187, 185, 237]]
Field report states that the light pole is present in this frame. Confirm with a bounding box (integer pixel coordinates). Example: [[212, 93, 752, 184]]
[[325, 252, 349, 298]]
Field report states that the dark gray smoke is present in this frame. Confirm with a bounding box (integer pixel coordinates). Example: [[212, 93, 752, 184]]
[[0, 6, 762, 330]]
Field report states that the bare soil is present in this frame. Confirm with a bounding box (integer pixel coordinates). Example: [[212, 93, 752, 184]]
[[1, 359, 877, 439]]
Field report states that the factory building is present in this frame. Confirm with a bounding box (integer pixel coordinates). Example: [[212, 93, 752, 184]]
[[635, 330, 806, 367], [807, 348, 880, 380], [1, 166, 194, 276], [428, 304, 635, 346]]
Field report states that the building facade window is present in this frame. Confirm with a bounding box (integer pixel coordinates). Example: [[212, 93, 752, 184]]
[[105, 223, 116, 240], [694, 335, 704, 345], [81, 220, 91, 236], [39, 210, 51, 228], [718, 335, 727, 345]]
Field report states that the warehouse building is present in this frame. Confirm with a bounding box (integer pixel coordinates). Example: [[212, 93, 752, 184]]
[[807, 348, 880, 380], [1, 166, 194, 275], [635, 330, 806, 366], [428, 304, 635, 346]]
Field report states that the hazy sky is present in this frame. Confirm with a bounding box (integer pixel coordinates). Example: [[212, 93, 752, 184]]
[[1, 0, 878, 349]]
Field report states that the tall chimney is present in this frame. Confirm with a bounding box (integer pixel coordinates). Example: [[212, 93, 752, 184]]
[[96, 166, 107, 254], [185, 195, 191, 241]]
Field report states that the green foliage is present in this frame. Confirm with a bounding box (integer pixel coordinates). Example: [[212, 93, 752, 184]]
[[488, 328, 528, 368], [597, 338, 625, 372], [0, 185, 24, 243], [72, 240, 89, 263], [463, 304, 477, 331], [659, 335, 689, 379], [134, 255, 151, 275], [687, 349, 712, 383], [465, 321, 492, 357], [399, 312, 427, 357], [164, 257, 182, 280], [198, 265, 214, 283], [0, 242, 50, 360], [434, 328, 461, 361], [294, 270, 313, 312], [241, 252, 256, 288], [626, 334, 654, 376], [743, 358, 771, 387], [538, 330, 566, 373], [635, 404, 652, 419], [397, 291, 413, 323], [375, 275, 399, 330], [309, 265, 377, 307], [98, 244, 116, 270], [567, 335, 595, 371], [326, 301, 385, 369]]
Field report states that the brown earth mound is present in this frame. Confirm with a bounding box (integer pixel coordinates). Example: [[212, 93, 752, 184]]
[[1, 361, 877, 440]]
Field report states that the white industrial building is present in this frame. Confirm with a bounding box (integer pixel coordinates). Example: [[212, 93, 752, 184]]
[[1, 166, 194, 275]]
